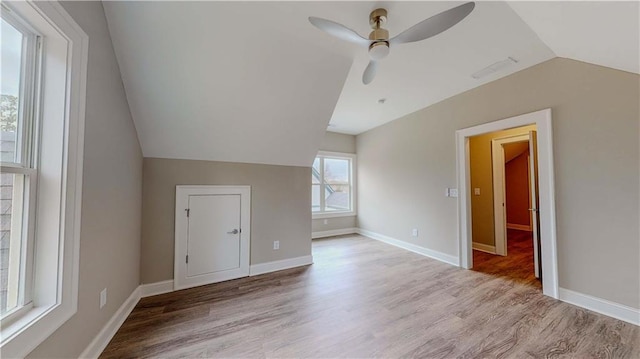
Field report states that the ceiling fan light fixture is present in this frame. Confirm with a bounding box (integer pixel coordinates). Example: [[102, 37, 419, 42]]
[[309, 2, 475, 85], [369, 42, 389, 60]]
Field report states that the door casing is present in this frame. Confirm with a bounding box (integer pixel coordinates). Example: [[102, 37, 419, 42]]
[[174, 185, 251, 290], [456, 109, 558, 299], [491, 134, 530, 256]]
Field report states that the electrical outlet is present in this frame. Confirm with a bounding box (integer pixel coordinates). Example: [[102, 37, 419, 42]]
[[449, 188, 459, 197], [323, 219, 328, 225], [474, 188, 481, 196], [412, 228, 419, 237], [273, 240, 280, 250], [100, 288, 107, 309]]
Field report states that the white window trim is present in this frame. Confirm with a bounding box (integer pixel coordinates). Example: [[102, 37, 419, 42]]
[[1, 4, 42, 324], [0, 1, 88, 358], [312, 151, 357, 219]]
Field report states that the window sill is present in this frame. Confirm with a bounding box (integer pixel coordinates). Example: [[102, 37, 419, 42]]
[[1, 300, 75, 358], [312, 211, 357, 220]]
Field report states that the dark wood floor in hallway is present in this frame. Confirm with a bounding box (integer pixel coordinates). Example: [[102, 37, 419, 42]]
[[101, 235, 639, 358], [473, 229, 541, 289]]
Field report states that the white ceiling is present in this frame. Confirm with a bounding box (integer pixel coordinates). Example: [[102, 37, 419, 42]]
[[103, 2, 355, 167], [328, 1, 555, 134], [508, 1, 640, 76], [104, 1, 639, 166]]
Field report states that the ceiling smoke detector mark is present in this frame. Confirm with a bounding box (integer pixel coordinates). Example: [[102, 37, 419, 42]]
[[378, 98, 386, 104], [471, 57, 519, 79]]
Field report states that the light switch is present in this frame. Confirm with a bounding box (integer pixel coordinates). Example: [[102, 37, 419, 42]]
[[474, 188, 481, 196]]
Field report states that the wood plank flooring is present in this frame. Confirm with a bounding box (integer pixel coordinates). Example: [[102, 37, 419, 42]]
[[101, 234, 639, 358], [473, 229, 541, 288]]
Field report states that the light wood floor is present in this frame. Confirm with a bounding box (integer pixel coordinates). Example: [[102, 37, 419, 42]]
[[101, 234, 639, 358]]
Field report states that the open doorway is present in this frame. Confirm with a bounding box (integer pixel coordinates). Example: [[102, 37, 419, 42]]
[[456, 109, 558, 298], [468, 127, 540, 288]]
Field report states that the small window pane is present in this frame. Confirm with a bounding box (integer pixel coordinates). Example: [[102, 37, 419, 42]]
[[1, 18, 24, 164], [1, 172, 25, 316], [311, 184, 320, 212], [324, 184, 350, 211], [324, 158, 349, 184], [312, 158, 320, 184]]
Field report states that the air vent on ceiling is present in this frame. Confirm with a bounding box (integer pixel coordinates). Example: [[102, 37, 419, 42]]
[[471, 57, 518, 79]]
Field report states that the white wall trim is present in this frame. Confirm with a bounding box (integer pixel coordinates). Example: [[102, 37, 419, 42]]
[[140, 280, 174, 298], [558, 288, 640, 326], [357, 229, 459, 266], [506, 223, 532, 231], [249, 255, 313, 276], [79, 287, 140, 359], [472, 242, 496, 254], [312, 227, 358, 239]]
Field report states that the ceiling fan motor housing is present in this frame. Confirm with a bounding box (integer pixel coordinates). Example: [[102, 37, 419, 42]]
[[368, 8, 390, 60]]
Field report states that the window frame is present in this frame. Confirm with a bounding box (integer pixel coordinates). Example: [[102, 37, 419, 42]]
[[0, 7, 42, 324], [0, 1, 88, 358], [312, 151, 357, 219]]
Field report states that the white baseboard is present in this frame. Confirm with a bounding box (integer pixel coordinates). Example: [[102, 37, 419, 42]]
[[506, 223, 532, 231], [249, 255, 313, 276], [472, 242, 496, 254], [357, 228, 459, 266], [79, 286, 140, 359], [558, 288, 639, 326], [140, 280, 174, 298], [312, 227, 358, 239]]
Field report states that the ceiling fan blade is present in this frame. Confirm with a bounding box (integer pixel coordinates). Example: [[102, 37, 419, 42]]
[[309, 17, 370, 47], [362, 60, 378, 85], [390, 2, 475, 45]]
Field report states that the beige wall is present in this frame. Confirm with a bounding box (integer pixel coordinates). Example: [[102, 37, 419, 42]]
[[469, 125, 535, 245], [357, 58, 639, 309], [141, 158, 311, 284], [312, 131, 357, 233], [505, 151, 531, 227], [28, 2, 143, 357], [320, 131, 357, 154]]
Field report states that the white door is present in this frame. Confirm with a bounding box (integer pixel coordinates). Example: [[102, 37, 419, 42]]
[[175, 186, 251, 290], [187, 195, 240, 277], [529, 131, 542, 279]]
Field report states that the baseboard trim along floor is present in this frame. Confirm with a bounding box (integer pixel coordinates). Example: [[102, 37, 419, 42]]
[[357, 228, 460, 266], [79, 287, 140, 359], [312, 227, 358, 239]]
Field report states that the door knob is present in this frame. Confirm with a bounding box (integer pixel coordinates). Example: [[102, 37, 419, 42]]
[[227, 229, 239, 234]]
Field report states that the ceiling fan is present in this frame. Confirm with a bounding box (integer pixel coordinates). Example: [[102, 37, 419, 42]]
[[309, 2, 475, 85]]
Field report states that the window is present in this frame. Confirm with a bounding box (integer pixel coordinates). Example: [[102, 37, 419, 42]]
[[1, 3, 41, 324], [0, 2, 87, 357], [312, 151, 356, 218]]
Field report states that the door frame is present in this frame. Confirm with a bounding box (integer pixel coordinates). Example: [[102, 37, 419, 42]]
[[174, 185, 251, 290], [491, 134, 530, 256], [456, 109, 559, 298]]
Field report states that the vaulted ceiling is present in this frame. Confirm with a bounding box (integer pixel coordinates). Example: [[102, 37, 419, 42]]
[[103, 1, 639, 166]]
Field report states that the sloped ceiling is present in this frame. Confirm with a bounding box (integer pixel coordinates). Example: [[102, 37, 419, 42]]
[[104, 1, 639, 166], [508, 1, 640, 75], [504, 141, 529, 163], [103, 2, 354, 167]]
